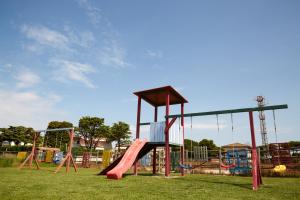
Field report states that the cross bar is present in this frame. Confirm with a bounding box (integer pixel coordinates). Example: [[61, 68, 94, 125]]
[[166, 104, 288, 119], [36, 127, 74, 133]]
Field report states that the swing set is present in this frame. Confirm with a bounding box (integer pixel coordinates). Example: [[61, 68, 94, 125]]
[[19, 128, 78, 173], [168, 103, 287, 190]]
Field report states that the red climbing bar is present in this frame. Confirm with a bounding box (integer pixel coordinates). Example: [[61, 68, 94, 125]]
[[136, 96, 142, 139], [153, 106, 158, 174], [165, 93, 170, 176], [134, 96, 142, 175]]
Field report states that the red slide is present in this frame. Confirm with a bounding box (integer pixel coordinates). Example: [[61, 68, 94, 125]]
[[107, 139, 147, 180]]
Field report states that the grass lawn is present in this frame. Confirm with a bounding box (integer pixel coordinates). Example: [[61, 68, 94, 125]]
[[0, 167, 299, 200]]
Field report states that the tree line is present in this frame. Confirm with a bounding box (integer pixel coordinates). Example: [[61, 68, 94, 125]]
[[0, 116, 131, 152]]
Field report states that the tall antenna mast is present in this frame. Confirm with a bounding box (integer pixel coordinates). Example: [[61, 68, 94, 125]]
[[256, 96, 269, 157]]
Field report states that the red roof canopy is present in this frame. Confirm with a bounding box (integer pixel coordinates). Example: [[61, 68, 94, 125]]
[[134, 86, 188, 107]]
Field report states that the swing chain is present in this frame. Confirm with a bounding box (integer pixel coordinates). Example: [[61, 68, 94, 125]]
[[231, 113, 234, 133], [216, 114, 220, 133], [273, 110, 278, 143]]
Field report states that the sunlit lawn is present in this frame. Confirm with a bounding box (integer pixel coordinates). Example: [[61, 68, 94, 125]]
[[0, 167, 299, 200]]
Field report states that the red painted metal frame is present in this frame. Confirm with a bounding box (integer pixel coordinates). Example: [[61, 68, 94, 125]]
[[153, 106, 158, 174], [249, 111, 262, 190], [134, 96, 142, 175], [134, 86, 285, 190], [133, 85, 188, 107], [180, 103, 185, 176], [165, 117, 177, 133], [165, 92, 170, 176], [134, 87, 186, 177]]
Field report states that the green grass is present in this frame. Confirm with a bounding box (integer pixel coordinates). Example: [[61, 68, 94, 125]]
[[0, 167, 299, 200]]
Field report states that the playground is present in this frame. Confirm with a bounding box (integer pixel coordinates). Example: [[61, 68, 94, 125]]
[[0, 167, 299, 200], [0, 85, 299, 200], [1, 1, 300, 199]]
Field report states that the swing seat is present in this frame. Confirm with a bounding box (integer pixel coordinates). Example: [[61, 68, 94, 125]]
[[273, 165, 286, 173], [220, 163, 236, 169], [179, 163, 193, 169]]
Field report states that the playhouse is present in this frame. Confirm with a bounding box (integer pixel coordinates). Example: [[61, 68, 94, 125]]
[[100, 86, 187, 178]]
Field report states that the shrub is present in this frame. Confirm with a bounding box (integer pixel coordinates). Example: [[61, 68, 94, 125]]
[[0, 157, 19, 167], [0, 146, 32, 152]]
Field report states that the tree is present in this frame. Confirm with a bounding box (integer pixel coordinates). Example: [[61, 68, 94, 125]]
[[108, 122, 131, 152], [44, 121, 73, 149], [199, 139, 218, 157], [0, 126, 35, 145], [184, 139, 199, 152], [289, 141, 300, 148], [199, 139, 218, 150], [78, 116, 110, 151]]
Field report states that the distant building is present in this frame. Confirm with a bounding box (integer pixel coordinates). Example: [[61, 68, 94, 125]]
[[1, 141, 10, 146], [222, 143, 251, 152], [73, 136, 112, 150]]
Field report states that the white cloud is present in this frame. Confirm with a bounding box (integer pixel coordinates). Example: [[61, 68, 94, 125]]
[[76, 0, 130, 69], [21, 24, 69, 50], [76, 0, 110, 27], [15, 68, 40, 88], [64, 26, 95, 48], [0, 90, 64, 129], [98, 38, 129, 68], [145, 49, 163, 59], [0, 63, 13, 72], [22, 44, 43, 54], [52, 59, 96, 88]]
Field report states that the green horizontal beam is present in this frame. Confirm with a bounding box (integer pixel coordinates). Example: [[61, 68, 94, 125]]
[[140, 122, 151, 126], [167, 104, 288, 119], [139, 104, 288, 125]]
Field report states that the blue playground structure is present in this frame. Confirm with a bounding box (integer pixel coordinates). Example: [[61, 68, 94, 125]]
[[226, 149, 251, 174]]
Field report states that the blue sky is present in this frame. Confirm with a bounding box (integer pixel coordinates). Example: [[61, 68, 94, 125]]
[[0, 0, 299, 146]]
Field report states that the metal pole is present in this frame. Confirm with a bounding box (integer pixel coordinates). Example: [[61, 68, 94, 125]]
[[134, 96, 141, 175], [36, 127, 74, 132], [249, 111, 262, 190], [165, 93, 170, 177], [219, 148, 221, 174], [166, 104, 288, 119], [153, 106, 158, 175], [180, 103, 185, 176]]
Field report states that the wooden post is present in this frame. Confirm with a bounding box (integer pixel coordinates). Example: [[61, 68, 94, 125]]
[[55, 129, 78, 173], [19, 132, 40, 170]]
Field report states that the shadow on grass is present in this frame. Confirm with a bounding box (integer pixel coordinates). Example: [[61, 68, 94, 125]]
[[96, 172, 155, 179], [172, 176, 256, 190], [123, 173, 160, 177], [98, 172, 258, 190]]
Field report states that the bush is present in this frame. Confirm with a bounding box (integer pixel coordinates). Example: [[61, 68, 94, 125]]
[[0, 157, 19, 167], [0, 146, 32, 152]]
